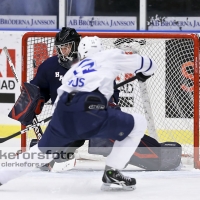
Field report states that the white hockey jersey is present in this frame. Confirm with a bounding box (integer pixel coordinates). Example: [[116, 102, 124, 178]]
[[56, 48, 157, 106]]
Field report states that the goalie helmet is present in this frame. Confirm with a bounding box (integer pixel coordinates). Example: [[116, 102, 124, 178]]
[[78, 36, 102, 60], [55, 27, 81, 68]]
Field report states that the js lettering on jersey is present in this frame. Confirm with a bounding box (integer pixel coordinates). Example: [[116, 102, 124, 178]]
[[68, 59, 97, 88], [68, 78, 85, 87]]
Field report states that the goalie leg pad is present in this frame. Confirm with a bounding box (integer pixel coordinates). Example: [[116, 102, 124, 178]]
[[8, 82, 44, 126], [89, 135, 182, 171]]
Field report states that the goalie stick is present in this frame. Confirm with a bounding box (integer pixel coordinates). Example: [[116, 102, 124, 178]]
[[0, 116, 52, 143], [3, 47, 44, 142]]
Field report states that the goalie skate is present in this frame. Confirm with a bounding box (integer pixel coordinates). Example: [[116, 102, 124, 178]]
[[101, 168, 136, 191]]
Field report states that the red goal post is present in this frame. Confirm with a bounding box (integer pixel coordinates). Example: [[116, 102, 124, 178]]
[[21, 32, 200, 168]]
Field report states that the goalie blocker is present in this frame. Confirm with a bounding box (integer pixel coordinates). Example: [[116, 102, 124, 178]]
[[8, 82, 45, 126], [89, 135, 182, 171]]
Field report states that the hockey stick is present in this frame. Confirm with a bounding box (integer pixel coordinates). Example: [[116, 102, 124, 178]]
[[3, 46, 44, 141], [114, 76, 137, 89], [0, 116, 52, 143], [3, 47, 19, 83]]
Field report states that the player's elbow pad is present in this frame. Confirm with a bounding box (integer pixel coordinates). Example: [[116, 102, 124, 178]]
[[8, 82, 45, 126], [143, 60, 158, 76]]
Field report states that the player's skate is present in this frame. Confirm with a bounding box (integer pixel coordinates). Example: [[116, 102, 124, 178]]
[[101, 168, 136, 191]]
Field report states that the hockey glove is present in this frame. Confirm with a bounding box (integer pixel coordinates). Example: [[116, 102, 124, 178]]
[[8, 82, 45, 126], [136, 72, 152, 82]]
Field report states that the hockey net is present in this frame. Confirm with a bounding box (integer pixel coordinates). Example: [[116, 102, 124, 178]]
[[21, 32, 200, 168]]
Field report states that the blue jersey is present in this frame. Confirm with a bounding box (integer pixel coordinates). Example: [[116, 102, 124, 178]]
[[30, 56, 68, 104], [30, 55, 120, 104]]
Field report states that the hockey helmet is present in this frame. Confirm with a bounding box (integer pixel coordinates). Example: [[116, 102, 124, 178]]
[[55, 27, 81, 63], [78, 36, 102, 60]]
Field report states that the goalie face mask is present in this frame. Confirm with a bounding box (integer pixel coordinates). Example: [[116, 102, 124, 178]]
[[55, 27, 81, 64]]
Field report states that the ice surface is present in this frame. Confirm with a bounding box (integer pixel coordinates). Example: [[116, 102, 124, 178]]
[[1, 139, 200, 200], [0, 159, 200, 200]]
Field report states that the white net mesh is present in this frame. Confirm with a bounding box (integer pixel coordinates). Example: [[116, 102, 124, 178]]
[[22, 33, 199, 163]]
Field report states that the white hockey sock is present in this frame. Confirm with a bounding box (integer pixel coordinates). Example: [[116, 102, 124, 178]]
[[105, 135, 142, 169], [106, 113, 147, 169], [0, 144, 54, 184]]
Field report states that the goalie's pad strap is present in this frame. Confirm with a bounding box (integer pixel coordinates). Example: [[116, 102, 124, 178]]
[[8, 82, 44, 126]]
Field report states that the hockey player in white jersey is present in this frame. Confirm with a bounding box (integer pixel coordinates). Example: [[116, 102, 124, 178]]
[[0, 36, 157, 191]]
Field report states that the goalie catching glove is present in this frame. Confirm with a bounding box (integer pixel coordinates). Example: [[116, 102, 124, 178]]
[[8, 82, 45, 126]]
